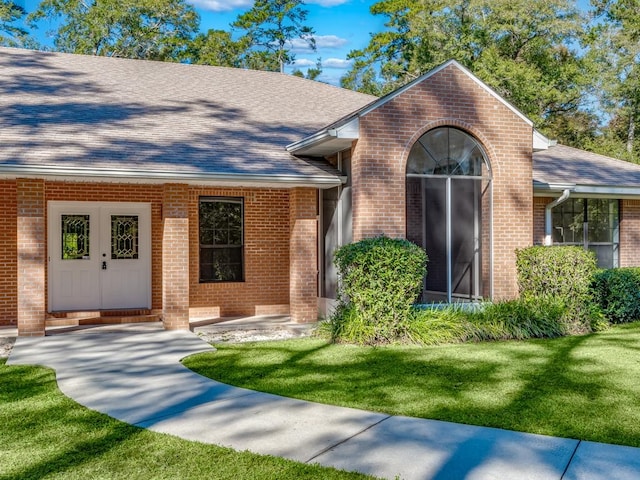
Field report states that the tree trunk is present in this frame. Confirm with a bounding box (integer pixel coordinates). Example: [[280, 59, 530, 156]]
[[627, 110, 636, 154]]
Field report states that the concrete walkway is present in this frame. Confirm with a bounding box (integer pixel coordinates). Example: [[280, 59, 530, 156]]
[[7, 330, 640, 480]]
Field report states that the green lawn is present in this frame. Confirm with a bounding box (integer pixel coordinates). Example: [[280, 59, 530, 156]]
[[184, 322, 640, 448], [0, 359, 372, 480]]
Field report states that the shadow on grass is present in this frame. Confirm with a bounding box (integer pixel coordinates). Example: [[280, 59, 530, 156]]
[[184, 325, 640, 448], [0, 364, 373, 480], [0, 365, 146, 480]]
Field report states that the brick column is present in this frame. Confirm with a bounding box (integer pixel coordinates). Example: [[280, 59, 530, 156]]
[[162, 184, 189, 330], [17, 179, 46, 336], [289, 188, 318, 323]]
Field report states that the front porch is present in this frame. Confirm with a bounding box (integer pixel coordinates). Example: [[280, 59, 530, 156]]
[[12, 178, 320, 337]]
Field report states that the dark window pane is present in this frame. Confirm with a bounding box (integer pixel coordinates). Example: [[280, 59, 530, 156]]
[[552, 198, 619, 268], [200, 229, 214, 245], [199, 197, 244, 282]]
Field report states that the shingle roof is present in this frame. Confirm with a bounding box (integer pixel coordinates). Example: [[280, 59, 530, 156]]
[[533, 144, 640, 190], [0, 47, 375, 185]]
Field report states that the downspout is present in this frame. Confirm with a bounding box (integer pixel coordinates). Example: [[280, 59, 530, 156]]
[[544, 189, 572, 246]]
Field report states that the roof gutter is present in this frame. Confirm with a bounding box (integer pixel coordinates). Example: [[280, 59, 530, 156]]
[[0, 164, 343, 188], [545, 189, 572, 246]]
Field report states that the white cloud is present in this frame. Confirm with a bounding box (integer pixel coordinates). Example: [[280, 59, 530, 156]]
[[290, 34, 348, 53], [188, 0, 252, 12], [293, 59, 317, 67], [308, 0, 351, 6], [322, 58, 352, 69]]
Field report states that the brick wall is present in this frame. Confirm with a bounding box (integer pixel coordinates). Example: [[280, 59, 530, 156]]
[[17, 179, 46, 336], [289, 188, 318, 323], [351, 63, 533, 299], [533, 197, 550, 245], [7, 181, 297, 333], [0, 180, 17, 325], [621, 200, 640, 267], [188, 187, 290, 316], [162, 184, 190, 329]]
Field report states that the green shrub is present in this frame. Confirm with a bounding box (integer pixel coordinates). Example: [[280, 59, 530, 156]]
[[405, 306, 471, 345], [468, 297, 568, 340], [516, 246, 597, 299], [516, 246, 600, 333], [592, 268, 640, 324], [330, 236, 427, 345]]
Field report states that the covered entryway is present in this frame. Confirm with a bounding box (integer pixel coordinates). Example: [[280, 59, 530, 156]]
[[406, 127, 492, 302], [48, 201, 151, 312]]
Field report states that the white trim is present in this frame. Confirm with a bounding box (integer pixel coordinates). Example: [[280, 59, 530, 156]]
[[533, 130, 555, 151], [0, 166, 341, 189], [534, 182, 640, 198], [544, 189, 572, 246]]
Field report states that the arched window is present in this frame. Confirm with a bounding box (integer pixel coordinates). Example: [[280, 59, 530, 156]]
[[407, 127, 490, 176], [406, 127, 492, 302]]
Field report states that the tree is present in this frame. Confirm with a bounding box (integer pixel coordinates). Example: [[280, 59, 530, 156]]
[[291, 57, 322, 80], [29, 0, 199, 61], [185, 29, 248, 67], [232, 0, 315, 73], [341, 0, 591, 131], [587, 0, 640, 162], [1, 0, 33, 47]]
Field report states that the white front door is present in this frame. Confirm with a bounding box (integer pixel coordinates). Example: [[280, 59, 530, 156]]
[[48, 202, 151, 312]]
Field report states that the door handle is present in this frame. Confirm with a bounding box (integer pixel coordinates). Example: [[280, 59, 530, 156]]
[[102, 261, 107, 270]]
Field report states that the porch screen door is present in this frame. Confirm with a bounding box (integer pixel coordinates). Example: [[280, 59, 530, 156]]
[[48, 202, 151, 312]]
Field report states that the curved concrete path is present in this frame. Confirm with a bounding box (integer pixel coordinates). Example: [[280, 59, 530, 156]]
[[7, 330, 640, 480]]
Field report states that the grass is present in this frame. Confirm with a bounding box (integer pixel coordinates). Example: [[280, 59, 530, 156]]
[[0, 358, 373, 480], [184, 322, 640, 448]]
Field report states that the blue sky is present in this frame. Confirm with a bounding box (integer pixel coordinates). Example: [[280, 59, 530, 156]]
[[192, 0, 383, 84], [20, 0, 593, 86]]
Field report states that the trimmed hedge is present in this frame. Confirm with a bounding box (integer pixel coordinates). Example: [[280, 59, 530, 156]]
[[592, 268, 640, 324], [516, 246, 600, 333], [331, 236, 427, 344], [516, 246, 597, 299]]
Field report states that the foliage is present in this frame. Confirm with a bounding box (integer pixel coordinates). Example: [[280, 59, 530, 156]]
[[28, 0, 199, 60], [467, 297, 569, 340], [232, 0, 315, 73], [292, 57, 323, 80], [331, 236, 427, 345], [0, 0, 33, 47], [516, 245, 600, 333], [185, 29, 248, 67], [340, 0, 591, 132], [187, 322, 640, 448], [404, 306, 471, 345], [586, 0, 640, 162], [592, 267, 640, 323], [516, 246, 597, 299]]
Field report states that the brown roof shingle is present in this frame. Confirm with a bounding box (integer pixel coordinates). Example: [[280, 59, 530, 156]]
[[0, 47, 375, 183], [533, 144, 640, 189]]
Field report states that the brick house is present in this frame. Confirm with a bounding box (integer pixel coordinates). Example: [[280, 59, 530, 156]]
[[2, 47, 640, 336]]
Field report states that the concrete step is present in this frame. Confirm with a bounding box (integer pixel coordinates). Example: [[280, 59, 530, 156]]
[[46, 311, 160, 327]]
